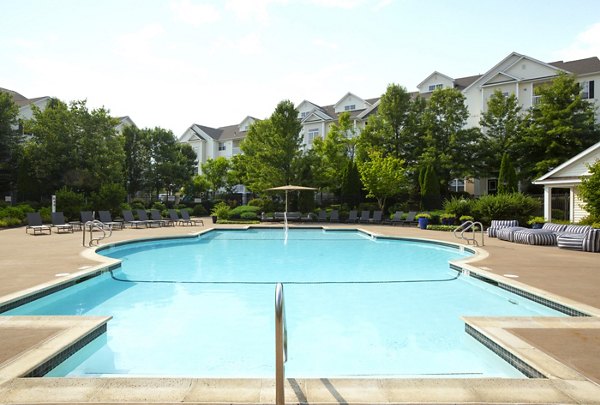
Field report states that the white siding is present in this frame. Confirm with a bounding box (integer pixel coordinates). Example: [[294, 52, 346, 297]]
[[553, 149, 600, 178], [334, 94, 368, 113], [505, 59, 558, 80], [418, 73, 454, 94], [573, 188, 589, 222]]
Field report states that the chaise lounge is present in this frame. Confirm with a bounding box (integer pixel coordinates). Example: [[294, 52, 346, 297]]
[[487, 220, 520, 238], [512, 223, 570, 246], [26, 212, 51, 235], [51, 212, 74, 233]]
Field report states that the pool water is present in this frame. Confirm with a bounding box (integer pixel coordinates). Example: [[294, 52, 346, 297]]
[[6, 229, 564, 377]]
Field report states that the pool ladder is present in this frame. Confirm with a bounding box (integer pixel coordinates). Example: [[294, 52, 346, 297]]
[[453, 221, 485, 246], [82, 220, 113, 247], [275, 282, 287, 405]]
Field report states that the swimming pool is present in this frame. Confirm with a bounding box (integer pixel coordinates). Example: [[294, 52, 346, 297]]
[[5, 228, 565, 378]]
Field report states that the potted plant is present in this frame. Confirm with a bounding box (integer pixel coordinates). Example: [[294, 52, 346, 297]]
[[440, 213, 456, 225], [210, 202, 230, 224], [527, 216, 546, 229], [416, 213, 431, 230]]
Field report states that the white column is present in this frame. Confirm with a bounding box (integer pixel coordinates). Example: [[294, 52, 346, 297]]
[[544, 186, 552, 221], [569, 187, 575, 223]]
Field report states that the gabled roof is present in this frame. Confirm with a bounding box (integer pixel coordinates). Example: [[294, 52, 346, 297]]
[[548, 57, 600, 75], [0, 87, 29, 106], [453, 74, 482, 90], [333, 92, 368, 110], [534, 141, 600, 184], [417, 71, 455, 89], [302, 107, 334, 123]]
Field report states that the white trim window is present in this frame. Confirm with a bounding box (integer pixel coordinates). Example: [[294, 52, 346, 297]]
[[428, 84, 443, 92], [307, 128, 320, 143], [344, 104, 356, 111], [300, 111, 308, 118], [218, 142, 226, 151], [449, 178, 465, 192], [581, 80, 595, 99]]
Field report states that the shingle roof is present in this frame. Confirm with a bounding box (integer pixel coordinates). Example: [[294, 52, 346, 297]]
[[0, 87, 30, 106], [548, 57, 600, 75], [453, 74, 482, 90]]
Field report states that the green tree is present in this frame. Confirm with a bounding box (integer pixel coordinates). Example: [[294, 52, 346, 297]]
[[520, 72, 600, 180], [420, 88, 481, 193], [579, 160, 600, 220], [479, 90, 523, 176], [21, 99, 124, 197], [340, 159, 362, 208], [123, 126, 151, 200], [357, 150, 408, 210], [421, 164, 441, 210], [497, 152, 518, 194], [201, 157, 230, 198], [0, 92, 21, 197], [240, 100, 303, 191], [91, 183, 127, 216]]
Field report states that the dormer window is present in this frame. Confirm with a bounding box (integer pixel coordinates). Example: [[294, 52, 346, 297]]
[[218, 142, 226, 151], [428, 84, 443, 92], [344, 105, 356, 111], [300, 111, 308, 118]]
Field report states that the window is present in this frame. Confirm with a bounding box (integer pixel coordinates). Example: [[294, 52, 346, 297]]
[[428, 84, 443, 92], [300, 111, 308, 118], [487, 179, 498, 194], [449, 178, 464, 192], [218, 142, 226, 151], [307, 128, 320, 143], [344, 104, 356, 111], [581, 80, 595, 99], [502, 91, 509, 97]]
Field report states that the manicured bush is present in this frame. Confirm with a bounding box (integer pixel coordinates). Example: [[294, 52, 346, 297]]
[[440, 213, 457, 225], [216, 219, 260, 224], [56, 187, 86, 221], [210, 202, 230, 219], [0, 204, 34, 221], [248, 198, 276, 213], [527, 216, 546, 226], [459, 215, 474, 222], [152, 201, 167, 212], [443, 196, 474, 218], [240, 211, 258, 220], [472, 193, 539, 226], [229, 205, 261, 219], [92, 183, 127, 217], [130, 198, 146, 210], [0, 217, 23, 227], [426, 225, 458, 232], [192, 204, 208, 217]]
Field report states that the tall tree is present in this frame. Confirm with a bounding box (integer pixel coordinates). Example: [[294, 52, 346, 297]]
[[520, 72, 600, 180], [0, 92, 21, 197], [420, 88, 481, 194], [421, 164, 441, 210], [479, 90, 523, 177], [357, 150, 408, 210], [340, 159, 362, 208], [240, 100, 303, 192], [123, 126, 151, 201], [201, 157, 230, 198], [578, 160, 600, 220], [497, 152, 518, 194]]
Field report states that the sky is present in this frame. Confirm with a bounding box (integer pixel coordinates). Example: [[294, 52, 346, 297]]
[[2, 0, 600, 136]]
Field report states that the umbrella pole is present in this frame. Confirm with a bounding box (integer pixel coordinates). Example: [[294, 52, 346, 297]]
[[285, 190, 288, 213]]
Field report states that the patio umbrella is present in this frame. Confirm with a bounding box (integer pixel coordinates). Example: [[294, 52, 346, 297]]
[[266, 185, 317, 212]]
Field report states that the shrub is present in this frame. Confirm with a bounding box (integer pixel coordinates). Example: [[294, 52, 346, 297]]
[[192, 204, 208, 217], [471, 193, 538, 226], [527, 216, 546, 225], [579, 160, 600, 218], [0, 204, 34, 221], [210, 202, 230, 219], [440, 212, 457, 225], [240, 211, 258, 220], [39, 207, 52, 223], [152, 201, 167, 212], [443, 196, 474, 218], [131, 198, 146, 210], [426, 225, 457, 232], [0, 217, 23, 227], [216, 219, 260, 224], [56, 187, 86, 221], [92, 183, 127, 217], [592, 222, 600, 229], [120, 202, 132, 213], [459, 215, 474, 222], [415, 213, 431, 219], [229, 205, 261, 219], [248, 198, 276, 213]]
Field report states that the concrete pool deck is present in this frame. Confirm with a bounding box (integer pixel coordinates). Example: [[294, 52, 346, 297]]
[[0, 220, 599, 404]]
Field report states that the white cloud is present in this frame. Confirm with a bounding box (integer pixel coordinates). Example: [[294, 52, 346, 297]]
[[557, 22, 600, 61], [373, 0, 393, 11], [313, 38, 338, 50], [170, 0, 221, 25], [238, 33, 263, 55], [116, 23, 166, 57], [309, 0, 367, 9], [225, 0, 286, 23]]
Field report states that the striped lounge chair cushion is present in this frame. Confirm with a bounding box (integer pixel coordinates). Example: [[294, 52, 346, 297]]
[[561, 224, 592, 234], [496, 226, 526, 242], [540, 223, 567, 232], [584, 229, 600, 253], [513, 230, 557, 246], [488, 220, 519, 237], [557, 232, 587, 250]]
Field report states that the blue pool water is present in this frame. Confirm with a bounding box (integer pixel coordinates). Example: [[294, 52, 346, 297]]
[[6, 229, 564, 377]]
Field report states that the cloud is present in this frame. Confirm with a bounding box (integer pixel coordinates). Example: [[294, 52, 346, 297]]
[[117, 23, 166, 57], [170, 0, 221, 25], [309, 0, 367, 9], [557, 22, 600, 61], [373, 0, 393, 11], [313, 38, 338, 50], [225, 0, 287, 23]]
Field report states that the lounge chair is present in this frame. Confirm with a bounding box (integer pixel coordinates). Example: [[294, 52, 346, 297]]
[[300, 212, 316, 222], [286, 212, 302, 222], [496, 226, 527, 242], [359, 210, 370, 223], [180, 210, 204, 226], [369, 210, 383, 224], [384, 211, 404, 226], [51, 212, 74, 233], [346, 210, 358, 223], [151, 209, 173, 227], [81, 211, 95, 223], [136, 209, 161, 227], [26, 212, 51, 235], [329, 210, 339, 223], [488, 220, 519, 238], [400, 211, 418, 226], [122, 210, 146, 229], [168, 209, 185, 226], [557, 227, 600, 252], [512, 223, 568, 246], [316, 210, 327, 222], [98, 211, 124, 230]]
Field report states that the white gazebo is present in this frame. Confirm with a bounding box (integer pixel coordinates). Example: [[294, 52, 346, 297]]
[[533, 141, 600, 222]]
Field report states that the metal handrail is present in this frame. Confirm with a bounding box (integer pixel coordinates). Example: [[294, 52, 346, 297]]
[[82, 220, 113, 247], [453, 220, 485, 246], [275, 282, 287, 405]]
